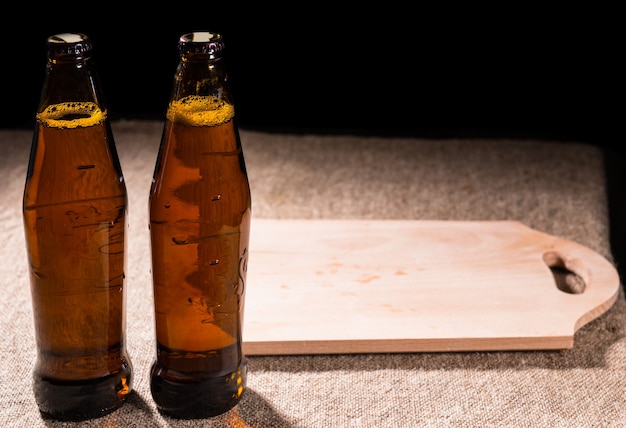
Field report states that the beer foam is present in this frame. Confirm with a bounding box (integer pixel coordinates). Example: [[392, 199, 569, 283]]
[[37, 102, 106, 128], [167, 95, 235, 127]]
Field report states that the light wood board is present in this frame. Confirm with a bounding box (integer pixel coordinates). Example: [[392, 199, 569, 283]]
[[242, 219, 620, 355]]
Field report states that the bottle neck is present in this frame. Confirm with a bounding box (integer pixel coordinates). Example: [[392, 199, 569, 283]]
[[172, 54, 232, 103], [39, 55, 102, 110], [166, 50, 236, 127], [36, 34, 107, 127]]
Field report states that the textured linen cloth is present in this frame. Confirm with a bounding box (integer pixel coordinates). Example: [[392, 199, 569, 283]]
[[1, 120, 624, 427]]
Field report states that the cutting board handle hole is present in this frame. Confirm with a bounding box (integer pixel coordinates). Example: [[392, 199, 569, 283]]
[[543, 251, 586, 294]]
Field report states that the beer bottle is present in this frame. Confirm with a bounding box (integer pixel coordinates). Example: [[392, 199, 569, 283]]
[[22, 33, 133, 421], [149, 32, 251, 418]]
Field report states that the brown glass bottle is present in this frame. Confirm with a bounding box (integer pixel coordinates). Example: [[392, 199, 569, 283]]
[[22, 33, 133, 421], [149, 32, 251, 418]]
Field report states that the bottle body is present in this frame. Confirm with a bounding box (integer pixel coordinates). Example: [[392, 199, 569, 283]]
[[150, 97, 251, 418], [149, 33, 251, 418], [22, 34, 132, 421]]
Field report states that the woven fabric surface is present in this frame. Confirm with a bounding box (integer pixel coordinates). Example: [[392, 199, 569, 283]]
[[1, 120, 624, 427]]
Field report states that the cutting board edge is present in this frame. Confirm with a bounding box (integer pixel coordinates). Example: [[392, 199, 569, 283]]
[[242, 335, 574, 356], [573, 288, 620, 332]]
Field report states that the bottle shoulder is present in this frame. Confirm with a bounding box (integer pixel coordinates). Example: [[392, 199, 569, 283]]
[[24, 120, 126, 206]]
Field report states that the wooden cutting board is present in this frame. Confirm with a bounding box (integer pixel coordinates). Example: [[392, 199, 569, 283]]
[[242, 219, 620, 355]]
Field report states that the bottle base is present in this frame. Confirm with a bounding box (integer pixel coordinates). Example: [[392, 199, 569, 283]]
[[150, 360, 247, 419], [33, 366, 132, 422]]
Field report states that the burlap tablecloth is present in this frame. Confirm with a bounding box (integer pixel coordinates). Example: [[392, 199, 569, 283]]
[[1, 120, 624, 427]]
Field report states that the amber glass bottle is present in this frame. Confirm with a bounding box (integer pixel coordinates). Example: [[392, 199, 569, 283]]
[[22, 33, 133, 421], [149, 32, 251, 418]]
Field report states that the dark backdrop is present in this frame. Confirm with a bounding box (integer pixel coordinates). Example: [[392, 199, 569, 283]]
[[0, 9, 620, 150]]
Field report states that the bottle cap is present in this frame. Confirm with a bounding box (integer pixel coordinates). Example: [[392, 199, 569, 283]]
[[179, 32, 224, 59], [47, 33, 93, 56]]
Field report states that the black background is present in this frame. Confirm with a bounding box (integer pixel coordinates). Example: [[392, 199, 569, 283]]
[[0, 7, 621, 149]]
